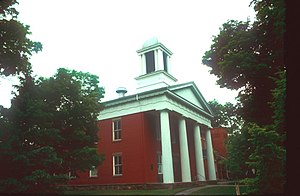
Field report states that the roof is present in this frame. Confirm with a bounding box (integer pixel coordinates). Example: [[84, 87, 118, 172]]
[[142, 37, 159, 48], [136, 37, 173, 55], [100, 81, 214, 120]]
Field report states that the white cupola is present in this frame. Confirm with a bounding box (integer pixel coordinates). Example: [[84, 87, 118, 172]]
[[135, 37, 177, 93]]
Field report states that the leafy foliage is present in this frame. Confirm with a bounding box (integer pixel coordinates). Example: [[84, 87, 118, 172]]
[[0, 0, 42, 76], [208, 100, 243, 134], [246, 123, 286, 194], [202, 0, 285, 126], [203, 0, 286, 194], [224, 124, 255, 180], [0, 69, 105, 193], [270, 69, 286, 135]]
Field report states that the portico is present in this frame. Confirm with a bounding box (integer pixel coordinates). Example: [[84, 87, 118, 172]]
[[158, 109, 216, 183]]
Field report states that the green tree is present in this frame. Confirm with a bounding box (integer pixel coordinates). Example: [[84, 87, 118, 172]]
[[0, 68, 105, 193], [245, 70, 286, 194], [208, 99, 243, 134], [202, 0, 285, 126], [0, 0, 42, 76], [270, 70, 286, 136], [224, 125, 255, 180], [207, 100, 251, 180], [202, 0, 285, 194], [246, 123, 286, 194]]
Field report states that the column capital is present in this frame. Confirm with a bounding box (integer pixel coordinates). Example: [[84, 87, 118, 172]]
[[193, 121, 201, 127], [178, 114, 186, 120], [159, 109, 170, 113]]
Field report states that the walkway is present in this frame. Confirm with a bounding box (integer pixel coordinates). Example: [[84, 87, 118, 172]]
[[175, 185, 239, 195]]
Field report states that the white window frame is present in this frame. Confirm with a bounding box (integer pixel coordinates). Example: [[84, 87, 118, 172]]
[[68, 170, 76, 179], [89, 166, 98, 178], [113, 153, 122, 176], [112, 118, 122, 141], [203, 138, 207, 159], [157, 153, 162, 174]]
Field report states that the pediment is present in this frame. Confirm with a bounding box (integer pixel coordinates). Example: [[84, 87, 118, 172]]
[[169, 82, 214, 116]]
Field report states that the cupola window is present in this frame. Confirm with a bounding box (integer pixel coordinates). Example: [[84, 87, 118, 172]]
[[163, 51, 168, 72], [145, 51, 155, 74]]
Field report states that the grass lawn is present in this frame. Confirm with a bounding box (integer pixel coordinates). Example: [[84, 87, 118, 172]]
[[192, 185, 251, 195], [64, 188, 187, 195]]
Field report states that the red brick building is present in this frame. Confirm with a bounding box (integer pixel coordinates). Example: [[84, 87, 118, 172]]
[[68, 38, 228, 186], [210, 127, 228, 180]]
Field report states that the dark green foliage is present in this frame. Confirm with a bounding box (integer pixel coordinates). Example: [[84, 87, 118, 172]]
[[0, 1, 104, 193], [224, 124, 254, 180], [270, 70, 286, 135], [0, 0, 42, 76], [202, 0, 285, 126], [203, 0, 285, 194], [0, 69, 105, 193], [208, 99, 242, 134], [246, 123, 286, 194]]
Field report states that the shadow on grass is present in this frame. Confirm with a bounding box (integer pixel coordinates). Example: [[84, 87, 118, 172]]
[[64, 188, 187, 195], [192, 185, 252, 195]]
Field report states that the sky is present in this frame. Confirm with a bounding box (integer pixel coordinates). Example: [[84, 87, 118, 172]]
[[0, 0, 256, 108]]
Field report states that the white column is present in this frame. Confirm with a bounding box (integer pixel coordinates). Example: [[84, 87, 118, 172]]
[[178, 116, 191, 182], [157, 49, 164, 71], [206, 128, 216, 180], [141, 54, 146, 75], [194, 124, 206, 181], [160, 110, 174, 183], [155, 49, 159, 71]]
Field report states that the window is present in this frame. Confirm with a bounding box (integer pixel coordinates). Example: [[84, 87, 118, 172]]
[[202, 149, 207, 159], [113, 154, 122, 176], [145, 51, 155, 73], [69, 170, 76, 179], [89, 166, 98, 177], [202, 138, 207, 158], [157, 153, 162, 174], [163, 52, 168, 72], [113, 119, 121, 141]]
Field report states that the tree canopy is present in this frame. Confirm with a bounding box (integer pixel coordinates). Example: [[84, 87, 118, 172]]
[[202, 0, 285, 126], [0, 0, 42, 76], [203, 0, 286, 194], [208, 100, 243, 134], [0, 68, 105, 193], [0, 1, 106, 193]]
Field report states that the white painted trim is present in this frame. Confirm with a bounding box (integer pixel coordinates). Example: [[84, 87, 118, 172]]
[[112, 153, 123, 176], [135, 70, 178, 82], [137, 43, 173, 56], [98, 93, 212, 127], [89, 166, 98, 178], [112, 118, 122, 141]]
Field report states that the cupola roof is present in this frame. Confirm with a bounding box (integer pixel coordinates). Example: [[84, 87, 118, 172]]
[[142, 37, 159, 48], [137, 37, 172, 55]]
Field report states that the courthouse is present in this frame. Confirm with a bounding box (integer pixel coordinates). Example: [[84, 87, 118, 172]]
[[68, 38, 228, 186]]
